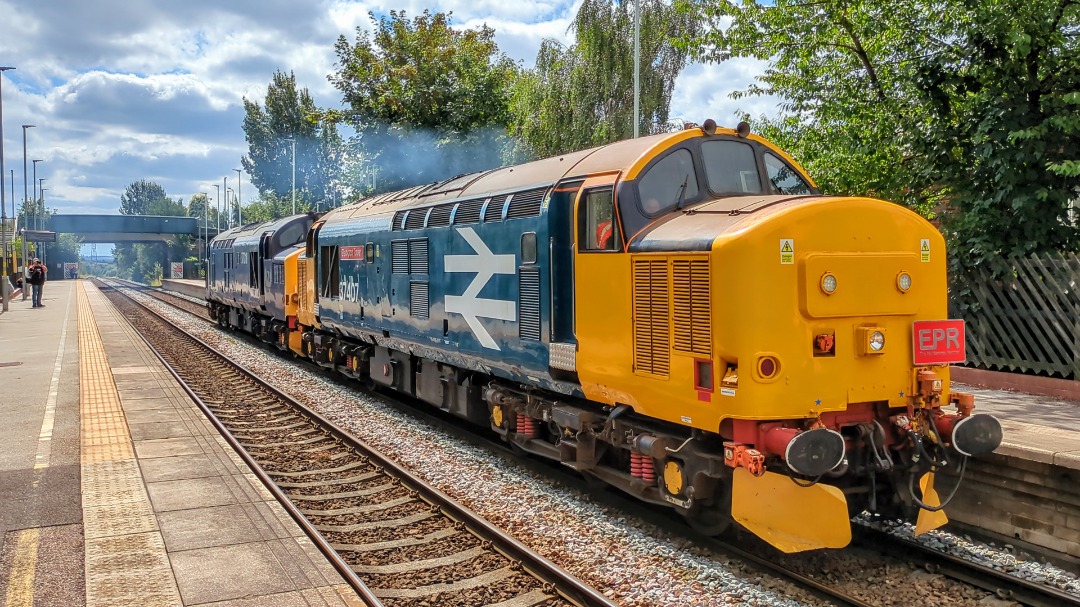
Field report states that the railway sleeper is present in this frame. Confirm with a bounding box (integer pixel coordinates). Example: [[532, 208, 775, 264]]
[[215, 302, 737, 532]]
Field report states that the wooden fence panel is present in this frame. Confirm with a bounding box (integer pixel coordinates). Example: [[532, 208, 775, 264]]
[[950, 252, 1080, 379]]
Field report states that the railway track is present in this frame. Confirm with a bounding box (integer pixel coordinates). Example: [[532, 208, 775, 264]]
[[106, 279, 1080, 607], [95, 279, 614, 607], [852, 526, 1080, 607], [111, 278, 211, 320]]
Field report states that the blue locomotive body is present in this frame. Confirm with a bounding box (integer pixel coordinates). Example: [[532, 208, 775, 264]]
[[207, 214, 314, 332], [313, 183, 577, 393]]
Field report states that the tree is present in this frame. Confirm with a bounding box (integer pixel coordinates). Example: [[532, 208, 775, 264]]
[[114, 181, 194, 282], [681, 0, 1080, 268], [242, 70, 343, 208], [910, 0, 1080, 266], [330, 10, 520, 192], [119, 179, 170, 216], [510, 0, 700, 158]]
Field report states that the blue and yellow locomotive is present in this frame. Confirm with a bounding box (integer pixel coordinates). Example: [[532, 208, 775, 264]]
[[208, 122, 1002, 552]]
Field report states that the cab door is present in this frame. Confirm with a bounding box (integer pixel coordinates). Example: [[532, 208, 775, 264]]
[[572, 173, 637, 406]]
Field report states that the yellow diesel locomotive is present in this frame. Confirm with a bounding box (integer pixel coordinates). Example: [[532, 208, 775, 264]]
[[208, 121, 1002, 553]]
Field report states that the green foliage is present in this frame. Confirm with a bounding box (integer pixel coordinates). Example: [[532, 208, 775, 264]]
[[114, 181, 196, 283], [242, 70, 344, 206], [910, 0, 1080, 269], [330, 10, 520, 192], [119, 179, 170, 216], [681, 0, 1080, 272], [79, 261, 119, 279], [511, 0, 699, 158]]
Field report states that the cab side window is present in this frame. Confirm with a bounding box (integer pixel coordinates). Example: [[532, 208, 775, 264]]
[[580, 188, 620, 252], [764, 153, 813, 195]]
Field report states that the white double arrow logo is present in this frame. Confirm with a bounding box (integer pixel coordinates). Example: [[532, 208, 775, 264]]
[[444, 227, 517, 350]]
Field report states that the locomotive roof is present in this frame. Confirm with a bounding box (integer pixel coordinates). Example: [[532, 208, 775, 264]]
[[321, 130, 682, 225], [211, 214, 304, 246]]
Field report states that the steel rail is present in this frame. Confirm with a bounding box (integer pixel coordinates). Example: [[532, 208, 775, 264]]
[[854, 526, 1080, 607], [100, 279, 617, 607], [94, 279, 384, 607]]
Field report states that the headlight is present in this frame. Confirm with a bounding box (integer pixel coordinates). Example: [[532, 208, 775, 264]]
[[896, 271, 912, 293], [869, 331, 885, 351], [820, 272, 837, 295]]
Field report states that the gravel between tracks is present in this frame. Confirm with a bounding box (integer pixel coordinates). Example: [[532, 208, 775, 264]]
[[123, 287, 1079, 607]]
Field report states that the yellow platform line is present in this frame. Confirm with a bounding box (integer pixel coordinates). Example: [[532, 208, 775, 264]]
[[77, 282, 182, 607], [3, 528, 40, 607]]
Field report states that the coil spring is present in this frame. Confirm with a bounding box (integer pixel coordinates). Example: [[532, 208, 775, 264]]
[[516, 415, 540, 438], [630, 452, 656, 483]]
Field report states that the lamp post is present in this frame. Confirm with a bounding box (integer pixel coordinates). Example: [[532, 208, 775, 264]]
[[213, 184, 221, 232], [233, 168, 242, 223], [0, 66, 14, 309], [32, 159, 42, 204], [21, 124, 33, 245], [37, 178, 45, 230], [286, 138, 296, 215], [200, 192, 209, 263], [633, 0, 640, 138], [38, 187, 48, 265], [223, 176, 228, 229], [21, 126, 33, 289]]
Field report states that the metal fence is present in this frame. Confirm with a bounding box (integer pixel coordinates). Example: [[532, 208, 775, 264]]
[[950, 252, 1080, 379]]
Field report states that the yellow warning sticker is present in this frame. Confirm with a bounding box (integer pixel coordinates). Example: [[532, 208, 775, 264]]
[[920, 238, 930, 262], [780, 239, 794, 264]]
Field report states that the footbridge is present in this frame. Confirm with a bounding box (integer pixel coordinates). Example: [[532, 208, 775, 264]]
[[46, 214, 221, 242]]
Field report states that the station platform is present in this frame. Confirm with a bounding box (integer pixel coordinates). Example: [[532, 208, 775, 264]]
[[1, 281, 1078, 605], [160, 279, 206, 300], [0, 280, 363, 606]]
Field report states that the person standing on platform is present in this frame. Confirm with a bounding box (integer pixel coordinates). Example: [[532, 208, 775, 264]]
[[28, 258, 46, 308]]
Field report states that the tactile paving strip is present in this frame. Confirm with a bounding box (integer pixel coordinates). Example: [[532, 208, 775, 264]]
[[77, 282, 182, 606]]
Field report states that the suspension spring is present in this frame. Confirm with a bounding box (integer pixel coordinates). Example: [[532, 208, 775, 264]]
[[630, 452, 656, 483], [516, 415, 540, 438]]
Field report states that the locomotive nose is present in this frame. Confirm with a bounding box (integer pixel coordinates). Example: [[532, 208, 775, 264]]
[[950, 413, 1003, 457]]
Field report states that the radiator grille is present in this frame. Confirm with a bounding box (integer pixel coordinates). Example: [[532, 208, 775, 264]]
[[455, 199, 484, 224], [408, 239, 429, 274], [506, 188, 546, 219], [410, 282, 429, 319], [519, 268, 541, 341], [404, 208, 428, 230], [391, 240, 409, 274], [428, 203, 454, 227], [484, 196, 506, 222], [298, 260, 310, 312], [672, 258, 712, 355], [632, 258, 671, 376], [391, 211, 406, 231]]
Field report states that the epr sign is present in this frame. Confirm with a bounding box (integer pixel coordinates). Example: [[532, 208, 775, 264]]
[[912, 319, 966, 365]]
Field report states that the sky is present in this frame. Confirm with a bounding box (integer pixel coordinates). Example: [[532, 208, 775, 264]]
[[0, 0, 776, 236]]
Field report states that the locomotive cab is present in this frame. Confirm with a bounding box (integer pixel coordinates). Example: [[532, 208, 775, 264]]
[[562, 124, 1002, 552]]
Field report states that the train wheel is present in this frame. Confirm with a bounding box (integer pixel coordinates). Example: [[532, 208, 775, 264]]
[[682, 489, 733, 536]]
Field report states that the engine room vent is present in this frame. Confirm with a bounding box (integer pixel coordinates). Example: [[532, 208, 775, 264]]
[[410, 282, 430, 320], [428, 203, 454, 228], [391, 240, 409, 274], [632, 258, 671, 377], [672, 258, 712, 356], [455, 199, 484, 225], [408, 239, 429, 275], [391, 211, 406, 231], [506, 188, 547, 219], [519, 267, 541, 341], [404, 208, 428, 230], [484, 196, 507, 222]]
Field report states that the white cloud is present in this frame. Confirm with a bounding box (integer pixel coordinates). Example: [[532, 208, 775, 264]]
[[0, 0, 782, 220]]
